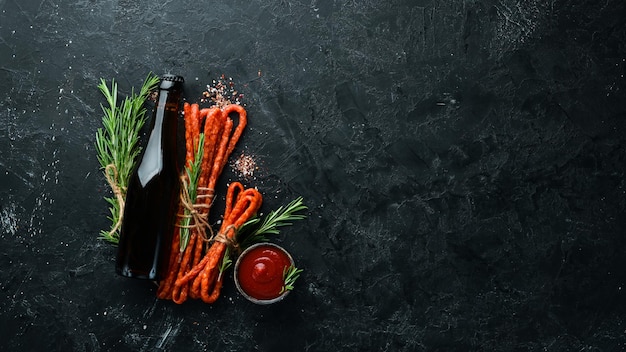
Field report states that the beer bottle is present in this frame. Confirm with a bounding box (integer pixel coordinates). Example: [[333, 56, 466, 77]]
[[115, 74, 184, 280]]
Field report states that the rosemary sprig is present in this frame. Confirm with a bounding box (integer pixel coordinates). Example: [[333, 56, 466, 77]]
[[236, 196, 307, 249], [218, 247, 233, 281], [179, 133, 205, 252], [95, 73, 160, 244], [280, 265, 303, 294]]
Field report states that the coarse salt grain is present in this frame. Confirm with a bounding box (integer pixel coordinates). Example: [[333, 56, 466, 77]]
[[200, 74, 244, 108], [232, 153, 257, 178]]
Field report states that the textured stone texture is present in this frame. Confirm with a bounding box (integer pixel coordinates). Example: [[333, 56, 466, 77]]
[[1, 0, 625, 350]]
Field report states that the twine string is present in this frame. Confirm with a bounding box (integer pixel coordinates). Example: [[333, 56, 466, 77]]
[[176, 176, 214, 242], [212, 224, 239, 252], [104, 164, 125, 238]]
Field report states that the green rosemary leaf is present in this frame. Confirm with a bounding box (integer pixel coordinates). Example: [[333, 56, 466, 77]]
[[280, 265, 303, 294], [218, 247, 233, 282], [237, 196, 307, 249], [95, 73, 159, 244], [236, 217, 260, 238], [98, 197, 121, 243], [179, 133, 205, 252]]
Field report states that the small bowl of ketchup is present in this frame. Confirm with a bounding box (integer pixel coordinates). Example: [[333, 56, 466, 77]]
[[234, 242, 295, 304]]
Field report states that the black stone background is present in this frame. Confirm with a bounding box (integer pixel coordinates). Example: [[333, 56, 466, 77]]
[[1, 0, 625, 351]]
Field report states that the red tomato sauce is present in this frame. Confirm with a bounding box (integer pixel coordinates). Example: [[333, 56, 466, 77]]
[[236, 244, 292, 300]]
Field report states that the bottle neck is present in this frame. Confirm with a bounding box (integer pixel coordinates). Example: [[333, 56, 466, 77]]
[[135, 85, 181, 186]]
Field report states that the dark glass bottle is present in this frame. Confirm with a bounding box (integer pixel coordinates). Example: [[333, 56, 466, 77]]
[[115, 74, 184, 280]]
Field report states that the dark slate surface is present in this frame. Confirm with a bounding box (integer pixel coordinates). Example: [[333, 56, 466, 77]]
[[1, 0, 626, 351]]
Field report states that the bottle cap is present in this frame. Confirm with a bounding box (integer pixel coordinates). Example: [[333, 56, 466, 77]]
[[161, 74, 184, 83], [159, 74, 185, 90]]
